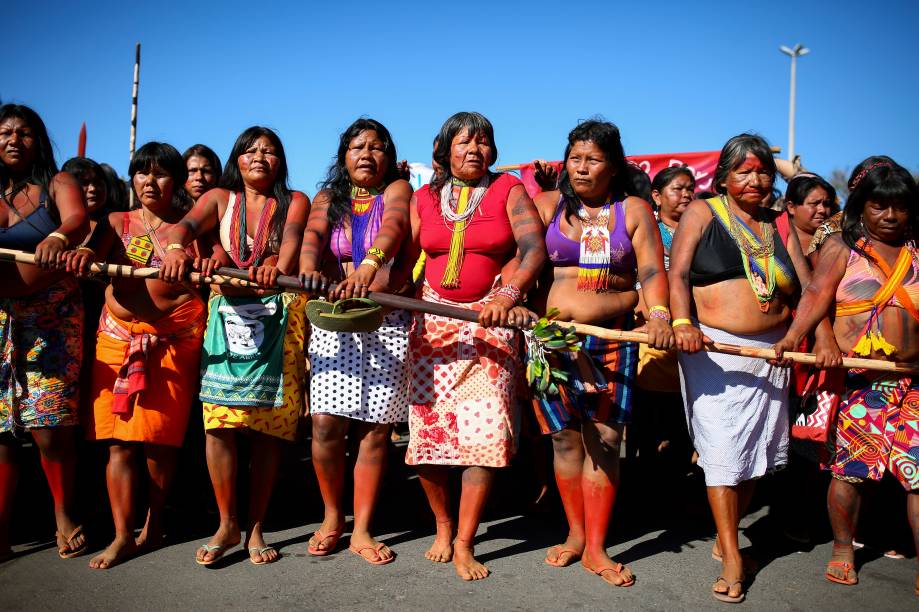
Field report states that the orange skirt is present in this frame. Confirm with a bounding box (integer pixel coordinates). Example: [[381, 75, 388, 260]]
[[86, 299, 206, 447]]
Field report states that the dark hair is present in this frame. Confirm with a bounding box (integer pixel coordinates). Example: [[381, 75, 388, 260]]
[[650, 166, 695, 211], [62, 156, 112, 219], [182, 144, 222, 174], [712, 133, 776, 195], [99, 163, 129, 212], [318, 118, 400, 228], [128, 142, 193, 211], [430, 112, 498, 195], [218, 126, 291, 250], [695, 190, 717, 200], [0, 104, 58, 193], [784, 174, 838, 213], [557, 119, 633, 222], [841, 155, 918, 258]]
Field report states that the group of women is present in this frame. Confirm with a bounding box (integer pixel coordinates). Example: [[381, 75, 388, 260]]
[[1, 102, 917, 603]]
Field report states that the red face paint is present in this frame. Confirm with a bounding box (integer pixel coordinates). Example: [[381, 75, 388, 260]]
[[725, 153, 773, 206]]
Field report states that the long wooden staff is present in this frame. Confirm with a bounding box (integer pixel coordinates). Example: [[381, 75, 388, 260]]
[[211, 267, 919, 374], [2, 248, 912, 373], [128, 43, 140, 209]]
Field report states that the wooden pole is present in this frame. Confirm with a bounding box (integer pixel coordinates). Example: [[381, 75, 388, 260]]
[[494, 147, 784, 173], [77, 123, 86, 158], [128, 43, 140, 209]]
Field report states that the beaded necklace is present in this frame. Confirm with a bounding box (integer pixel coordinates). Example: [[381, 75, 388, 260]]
[[721, 195, 776, 312], [439, 175, 490, 288], [228, 192, 276, 268], [349, 184, 385, 266]]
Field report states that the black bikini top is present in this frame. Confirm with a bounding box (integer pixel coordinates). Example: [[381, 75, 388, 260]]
[[689, 207, 796, 287]]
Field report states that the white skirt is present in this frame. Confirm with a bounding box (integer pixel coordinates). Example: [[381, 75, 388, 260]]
[[678, 322, 789, 486], [309, 309, 410, 424]]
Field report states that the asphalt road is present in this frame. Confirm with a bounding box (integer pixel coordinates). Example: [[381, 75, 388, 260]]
[[1, 437, 916, 611]]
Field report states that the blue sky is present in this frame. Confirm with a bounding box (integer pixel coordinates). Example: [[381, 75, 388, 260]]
[[7, 0, 919, 194]]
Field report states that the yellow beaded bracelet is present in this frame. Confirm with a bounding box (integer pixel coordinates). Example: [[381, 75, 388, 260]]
[[359, 258, 381, 270], [165, 243, 185, 252], [48, 231, 69, 247], [671, 318, 694, 328]]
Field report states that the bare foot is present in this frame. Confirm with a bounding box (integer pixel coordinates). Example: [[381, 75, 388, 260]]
[[350, 532, 394, 564], [245, 527, 278, 565], [545, 534, 584, 567], [135, 516, 164, 552], [582, 550, 634, 587], [195, 521, 241, 564], [425, 520, 454, 563], [825, 543, 858, 585], [307, 517, 343, 555], [89, 536, 137, 570], [453, 540, 488, 581]]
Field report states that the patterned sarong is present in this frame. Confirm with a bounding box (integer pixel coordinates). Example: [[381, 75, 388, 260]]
[[829, 373, 919, 490], [406, 282, 519, 467], [201, 292, 305, 442], [88, 300, 205, 447], [531, 318, 637, 435], [1, 278, 82, 433]]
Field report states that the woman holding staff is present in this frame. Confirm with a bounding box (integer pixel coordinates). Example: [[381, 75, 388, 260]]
[[527, 120, 672, 586], [668, 133, 839, 603], [400, 112, 546, 580], [161, 126, 310, 566], [298, 118, 412, 563], [66, 142, 206, 569], [774, 157, 919, 595], [0, 104, 88, 561]]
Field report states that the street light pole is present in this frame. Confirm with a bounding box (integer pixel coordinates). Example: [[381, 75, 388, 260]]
[[779, 43, 809, 161]]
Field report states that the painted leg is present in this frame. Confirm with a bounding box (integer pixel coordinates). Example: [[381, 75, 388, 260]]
[[136, 443, 178, 551], [245, 432, 281, 564], [580, 421, 633, 586], [453, 465, 494, 581], [415, 464, 454, 562], [350, 421, 394, 564], [32, 426, 84, 558], [196, 429, 241, 564], [825, 477, 862, 585], [308, 414, 347, 555], [545, 428, 585, 567], [0, 441, 18, 559], [707, 484, 745, 600], [89, 442, 140, 569], [907, 491, 919, 596]]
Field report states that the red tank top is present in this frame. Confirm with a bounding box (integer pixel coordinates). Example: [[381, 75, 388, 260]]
[[417, 173, 519, 302]]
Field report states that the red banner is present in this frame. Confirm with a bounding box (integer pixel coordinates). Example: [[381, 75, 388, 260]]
[[517, 150, 720, 198]]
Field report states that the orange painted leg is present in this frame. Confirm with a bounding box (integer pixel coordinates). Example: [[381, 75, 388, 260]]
[[309, 414, 348, 555], [89, 442, 139, 569], [0, 442, 18, 558], [453, 466, 494, 581], [546, 428, 585, 567], [349, 421, 393, 564], [580, 421, 633, 586], [32, 427, 84, 559], [416, 464, 454, 563], [137, 443, 178, 550]]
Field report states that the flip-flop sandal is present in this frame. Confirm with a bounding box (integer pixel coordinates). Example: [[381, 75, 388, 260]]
[[308, 530, 341, 556], [544, 545, 581, 567], [712, 577, 745, 604], [581, 561, 635, 587], [249, 546, 278, 565], [825, 560, 858, 585], [195, 544, 229, 566], [349, 542, 395, 566], [57, 525, 88, 559]]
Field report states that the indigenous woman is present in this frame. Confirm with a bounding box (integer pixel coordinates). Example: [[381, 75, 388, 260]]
[[774, 157, 919, 596], [298, 118, 412, 564], [183, 144, 221, 203], [0, 104, 88, 561], [161, 126, 309, 566], [668, 134, 838, 603], [403, 112, 546, 580], [528, 120, 673, 586], [635, 166, 695, 482], [65, 142, 206, 569], [777, 174, 838, 258]]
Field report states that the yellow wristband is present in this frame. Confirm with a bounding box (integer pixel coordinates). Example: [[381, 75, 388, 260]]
[[367, 247, 386, 262], [359, 258, 381, 270], [649, 305, 670, 315], [48, 231, 69, 247], [671, 318, 694, 328], [166, 243, 185, 252], [76, 246, 95, 256]]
